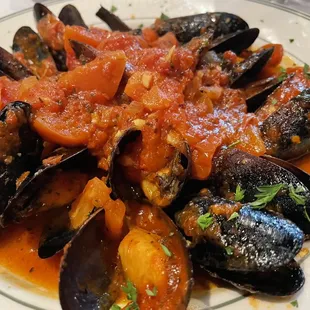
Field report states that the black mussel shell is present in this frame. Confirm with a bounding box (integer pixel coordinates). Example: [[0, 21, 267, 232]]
[[0, 47, 33, 80], [229, 47, 274, 88], [108, 129, 191, 207], [261, 88, 310, 160], [38, 210, 76, 259], [96, 6, 131, 31], [0, 101, 42, 217], [210, 28, 259, 55], [205, 260, 304, 296], [244, 76, 283, 112], [211, 148, 310, 235], [154, 12, 248, 43], [59, 4, 87, 28], [13, 26, 57, 76], [1, 147, 95, 226], [211, 12, 249, 38], [70, 40, 98, 64], [59, 209, 114, 310], [33, 3, 53, 22], [176, 194, 304, 272]]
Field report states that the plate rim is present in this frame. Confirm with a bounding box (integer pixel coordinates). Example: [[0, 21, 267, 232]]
[[0, 0, 309, 309]]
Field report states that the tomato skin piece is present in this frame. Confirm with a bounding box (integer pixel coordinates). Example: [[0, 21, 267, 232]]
[[32, 116, 88, 146], [58, 50, 127, 99]]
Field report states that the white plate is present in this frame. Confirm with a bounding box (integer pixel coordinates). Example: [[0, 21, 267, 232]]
[[0, 0, 310, 309]]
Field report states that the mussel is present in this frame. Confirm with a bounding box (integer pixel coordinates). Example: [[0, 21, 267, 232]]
[[33, 3, 67, 71], [0, 101, 42, 218], [174, 190, 305, 295], [59, 4, 87, 28], [261, 88, 310, 160], [69, 40, 98, 64], [153, 12, 248, 43], [108, 129, 191, 207], [60, 203, 193, 310], [1, 147, 95, 226], [96, 6, 131, 32], [12, 26, 58, 78], [211, 147, 310, 236], [0, 47, 33, 80]]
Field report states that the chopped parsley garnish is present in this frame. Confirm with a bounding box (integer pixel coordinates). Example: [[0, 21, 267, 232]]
[[111, 5, 117, 13], [260, 19, 264, 23], [138, 23, 144, 29], [271, 98, 278, 105], [197, 213, 213, 230], [227, 140, 241, 149], [161, 244, 172, 257], [278, 67, 288, 82], [289, 185, 306, 205], [225, 246, 234, 256], [291, 300, 299, 308], [289, 38, 295, 43], [160, 13, 170, 20], [235, 184, 245, 202], [303, 63, 310, 79], [228, 211, 239, 221], [250, 184, 284, 209], [146, 286, 158, 296], [304, 206, 310, 223], [111, 305, 122, 310], [122, 280, 138, 303]]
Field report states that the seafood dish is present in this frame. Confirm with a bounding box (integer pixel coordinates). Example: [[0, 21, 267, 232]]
[[1, 2, 310, 309]]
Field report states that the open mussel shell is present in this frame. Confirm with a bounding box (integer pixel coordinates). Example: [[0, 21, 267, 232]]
[[33, 3, 67, 72], [211, 148, 310, 235], [12, 26, 57, 77], [0, 101, 43, 217], [1, 147, 94, 226], [59, 4, 87, 28], [38, 210, 75, 259], [33, 3, 53, 22], [229, 47, 274, 88], [0, 47, 33, 80], [60, 204, 193, 309], [210, 28, 259, 55], [70, 40, 98, 64], [261, 88, 310, 160], [153, 12, 248, 43], [176, 193, 303, 272], [96, 6, 131, 31], [206, 260, 304, 296], [244, 76, 283, 112], [108, 129, 191, 207]]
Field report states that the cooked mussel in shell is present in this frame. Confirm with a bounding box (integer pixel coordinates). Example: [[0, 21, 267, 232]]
[[60, 203, 193, 310]]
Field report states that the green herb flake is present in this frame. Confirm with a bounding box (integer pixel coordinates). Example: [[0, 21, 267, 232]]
[[160, 13, 170, 20], [260, 19, 264, 23], [225, 246, 234, 256], [227, 140, 241, 149], [111, 5, 117, 13], [122, 280, 138, 303], [161, 244, 172, 257], [290, 300, 298, 308], [146, 286, 158, 297], [111, 305, 122, 310], [250, 184, 284, 209], [228, 211, 239, 221], [289, 38, 295, 43], [304, 206, 310, 223], [235, 184, 245, 202], [197, 213, 213, 230], [125, 303, 139, 310], [303, 63, 310, 79], [271, 98, 278, 105], [289, 185, 306, 205], [138, 23, 144, 29], [278, 67, 288, 82]]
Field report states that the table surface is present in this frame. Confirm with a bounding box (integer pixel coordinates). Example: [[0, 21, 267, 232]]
[[0, 0, 310, 18]]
